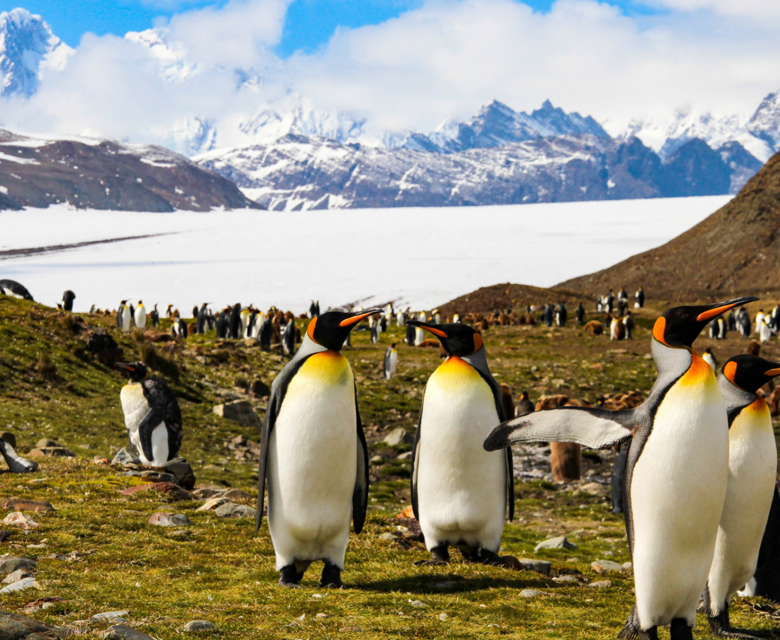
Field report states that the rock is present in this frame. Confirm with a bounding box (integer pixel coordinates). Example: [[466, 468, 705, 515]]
[[552, 575, 579, 583], [534, 535, 577, 551], [93, 610, 130, 622], [0, 576, 40, 593], [622, 562, 633, 571], [2, 512, 39, 529], [370, 455, 384, 465], [520, 589, 543, 598], [251, 379, 271, 398], [101, 624, 154, 640], [0, 530, 10, 542], [589, 580, 612, 588], [197, 497, 229, 512], [383, 428, 413, 447], [213, 401, 262, 428], [0, 498, 55, 513], [591, 560, 625, 574], [163, 458, 196, 490], [580, 482, 608, 496], [315, 613, 327, 620], [379, 532, 398, 542], [0, 610, 61, 639], [0, 556, 37, 574], [3, 568, 32, 583], [112, 448, 142, 466], [28, 446, 76, 458], [191, 484, 225, 499], [410, 600, 427, 608], [0, 432, 17, 448], [566, 557, 581, 563], [214, 502, 256, 519], [123, 470, 179, 484], [119, 482, 193, 501], [148, 512, 192, 527], [182, 620, 215, 632], [515, 558, 552, 575], [438, 613, 449, 621], [219, 488, 252, 502], [35, 439, 58, 449], [397, 451, 413, 460]]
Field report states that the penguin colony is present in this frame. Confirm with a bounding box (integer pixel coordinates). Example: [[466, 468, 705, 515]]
[[5, 279, 780, 637]]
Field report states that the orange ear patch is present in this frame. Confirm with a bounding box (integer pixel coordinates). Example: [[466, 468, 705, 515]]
[[723, 361, 738, 386], [307, 317, 317, 340], [652, 317, 667, 345], [472, 332, 483, 353]]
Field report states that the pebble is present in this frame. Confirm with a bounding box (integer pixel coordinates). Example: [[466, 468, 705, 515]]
[[622, 562, 633, 571], [2, 512, 39, 529], [191, 484, 225, 500], [2, 569, 32, 583], [214, 502, 257, 519], [438, 613, 449, 621], [591, 560, 625, 574], [0, 577, 40, 593], [369, 455, 384, 465], [148, 512, 192, 527], [520, 589, 543, 598], [589, 580, 612, 588], [552, 575, 579, 584], [515, 558, 552, 575], [119, 482, 193, 501], [182, 620, 215, 632], [410, 600, 427, 608], [219, 488, 252, 502], [383, 427, 413, 447], [534, 535, 577, 551], [93, 610, 130, 622], [379, 532, 398, 542], [197, 497, 229, 512], [101, 624, 154, 640], [566, 557, 581, 563], [397, 451, 413, 460], [315, 613, 327, 620]]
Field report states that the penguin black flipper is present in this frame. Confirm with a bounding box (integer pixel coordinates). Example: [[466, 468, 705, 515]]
[[410, 392, 425, 522], [138, 407, 166, 463], [484, 406, 635, 452], [255, 357, 308, 533], [352, 385, 369, 534], [141, 378, 183, 460]]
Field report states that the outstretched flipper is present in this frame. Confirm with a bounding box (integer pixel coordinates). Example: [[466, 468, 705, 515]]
[[0, 439, 38, 473], [484, 406, 635, 452]]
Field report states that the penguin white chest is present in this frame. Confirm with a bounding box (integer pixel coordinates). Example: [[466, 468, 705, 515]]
[[416, 357, 505, 551], [267, 351, 358, 570], [120, 383, 149, 435], [630, 354, 729, 628]]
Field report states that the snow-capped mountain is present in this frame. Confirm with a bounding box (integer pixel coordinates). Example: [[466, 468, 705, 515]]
[[0, 8, 72, 97]]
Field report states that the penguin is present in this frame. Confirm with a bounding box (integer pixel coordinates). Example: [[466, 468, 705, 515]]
[[759, 316, 773, 345], [755, 310, 765, 336], [134, 301, 147, 330], [150, 304, 159, 328], [309, 300, 317, 319], [397, 310, 406, 326], [379, 315, 387, 333], [610, 316, 622, 340], [407, 320, 513, 566], [624, 311, 635, 340], [433, 309, 441, 324], [207, 309, 215, 331], [116, 361, 183, 466], [216, 309, 228, 339], [384, 303, 393, 323], [484, 296, 758, 640], [117, 300, 131, 333], [62, 290, 76, 312], [453, 313, 461, 324], [728, 309, 737, 332], [703, 355, 780, 639], [514, 390, 534, 418], [370, 319, 380, 344], [383, 343, 398, 380], [259, 316, 273, 350], [256, 309, 379, 588], [414, 312, 427, 346], [0, 437, 37, 473], [0, 279, 33, 301], [635, 286, 645, 308], [241, 307, 251, 338], [229, 304, 241, 340], [176, 318, 187, 338], [703, 347, 718, 373], [556, 303, 567, 327], [165, 304, 173, 319], [405, 319, 415, 345], [282, 318, 296, 355], [196, 303, 209, 334], [89, 304, 96, 314], [575, 303, 585, 326], [543, 304, 554, 327]]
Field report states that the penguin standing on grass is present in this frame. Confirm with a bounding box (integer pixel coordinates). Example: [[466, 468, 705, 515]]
[[134, 301, 147, 330], [407, 320, 513, 566], [150, 304, 159, 328], [383, 344, 398, 380], [116, 361, 182, 466], [282, 318, 296, 355], [256, 309, 379, 588], [485, 296, 757, 640], [62, 290, 76, 312], [703, 347, 718, 373], [229, 304, 241, 340], [117, 300, 131, 332], [703, 355, 780, 639]]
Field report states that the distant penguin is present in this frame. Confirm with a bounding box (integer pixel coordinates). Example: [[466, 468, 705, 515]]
[[62, 290, 76, 312], [408, 320, 513, 565], [703, 347, 718, 372], [259, 317, 273, 350], [228, 304, 241, 340], [309, 300, 317, 318], [575, 303, 585, 326], [241, 307, 251, 338], [405, 320, 415, 345], [379, 315, 387, 333], [282, 319, 296, 355], [383, 343, 398, 380], [117, 300, 131, 333], [485, 296, 758, 639], [370, 319, 380, 344], [150, 304, 159, 328], [704, 355, 780, 638], [89, 304, 96, 314], [635, 286, 645, 308], [256, 309, 379, 588], [433, 309, 441, 324], [192, 305, 199, 319], [453, 313, 461, 324], [165, 304, 173, 319], [414, 312, 427, 346], [760, 316, 773, 344], [756, 310, 765, 336], [116, 361, 183, 466], [709, 319, 720, 340], [728, 309, 737, 332], [556, 303, 567, 327], [0, 279, 33, 301], [514, 391, 534, 418], [134, 301, 147, 330], [623, 311, 634, 340], [176, 318, 187, 338], [397, 310, 406, 326], [216, 310, 228, 339], [196, 303, 209, 334], [543, 304, 554, 327]]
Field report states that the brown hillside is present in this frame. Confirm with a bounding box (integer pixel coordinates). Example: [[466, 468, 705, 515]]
[[558, 152, 780, 301], [438, 283, 592, 315]]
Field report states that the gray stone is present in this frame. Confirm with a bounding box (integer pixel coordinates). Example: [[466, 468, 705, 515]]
[[591, 560, 625, 574], [0, 610, 61, 639], [35, 439, 59, 449], [93, 610, 130, 622], [163, 458, 196, 490], [213, 502, 257, 519], [0, 576, 38, 593], [213, 401, 261, 428], [219, 489, 252, 502], [383, 427, 413, 447], [197, 497, 229, 512], [589, 580, 612, 588], [29, 446, 75, 458], [520, 589, 543, 598], [148, 512, 192, 527], [379, 532, 398, 542], [516, 558, 552, 575], [112, 448, 142, 466], [3, 568, 32, 583], [182, 620, 215, 632], [191, 484, 224, 499], [101, 624, 154, 640], [410, 600, 427, 608], [534, 536, 578, 551], [369, 455, 384, 465], [552, 574, 579, 583], [622, 562, 633, 571], [396, 451, 413, 460], [0, 555, 37, 574]]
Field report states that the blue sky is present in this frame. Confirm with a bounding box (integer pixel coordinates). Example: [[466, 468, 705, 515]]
[[1, 0, 657, 57]]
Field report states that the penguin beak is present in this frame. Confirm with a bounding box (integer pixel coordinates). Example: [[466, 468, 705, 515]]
[[115, 362, 134, 373], [339, 309, 382, 327], [406, 320, 448, 338], [765, 367, 780, 377], [696, 296, 759, 322]]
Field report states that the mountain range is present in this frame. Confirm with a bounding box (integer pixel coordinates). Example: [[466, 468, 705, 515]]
[[0, 8, 778, 211]]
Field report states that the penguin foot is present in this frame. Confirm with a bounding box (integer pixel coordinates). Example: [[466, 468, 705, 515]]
[[319, 562, 343, 589], [416, 545, 450, 566], [669, 618, 693, 640], [279, 564, 304, 588], [617, 606, 657, 640], [708, 604, 768, 638]]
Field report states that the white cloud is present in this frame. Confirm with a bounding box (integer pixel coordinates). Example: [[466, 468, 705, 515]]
[[643, 0, 780, 21]]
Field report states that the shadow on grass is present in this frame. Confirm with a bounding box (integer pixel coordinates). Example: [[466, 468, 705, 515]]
[[353, 571, 548, 594]]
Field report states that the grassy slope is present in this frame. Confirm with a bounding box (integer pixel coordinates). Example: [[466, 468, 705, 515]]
[[0, 297, 778, 638]]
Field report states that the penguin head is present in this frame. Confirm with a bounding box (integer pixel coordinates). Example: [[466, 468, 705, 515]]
[[652, 296, 759, 349], [306, 308, 382, 351], [722, 354, 780, 393], [116, 361, 150, 383], [406, 320, 484, 357]]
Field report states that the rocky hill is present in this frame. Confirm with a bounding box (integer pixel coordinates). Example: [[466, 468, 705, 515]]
[[558, 152, 780, 300], [0, 130, 259, 212], [437, 283, 593, 316]]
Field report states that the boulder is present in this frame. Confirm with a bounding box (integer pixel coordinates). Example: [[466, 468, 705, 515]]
[[591, 560, 625, 574], [101, 624, 154, 640], [182, 620, 215, 632], [112, 448, 141, 466], [148, 512, 192, 527], [251, 379, 271, 398], [515, 558, 552, 575], [0, 577, 39, 593], [0, 610, 61, 639], [0, 556, 36, 575], [213, 502, 257, 519], [119, 482, 193, 501], [2, 513, 38, 529], [383, 428, 413, 447], [163, 458, 196, 490], [212, 401, 261, 428], [0, 499, 55, 513], [534, 536, 578, 551]]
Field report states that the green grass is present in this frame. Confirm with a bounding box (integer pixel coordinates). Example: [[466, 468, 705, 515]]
[[0, 296, 778, 638]]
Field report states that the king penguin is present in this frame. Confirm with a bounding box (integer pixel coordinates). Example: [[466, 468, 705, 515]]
[[703, 355, 780, 639], [282, 318, 296, 355], [134, 300, 147, 330], [62, 290, 76, 312], [150, 304, 159, 328], [383, 343, 398, 380], [407, 320, 513, 565], [116, 361, 183, 466], [703, 347, 718, 373], [256, 309, 380, 588], [484, 296, 758, 640], [117, 300, 131, 332]]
